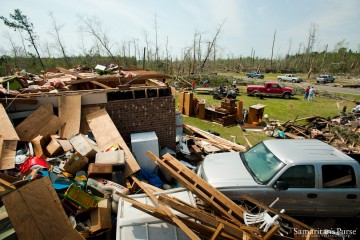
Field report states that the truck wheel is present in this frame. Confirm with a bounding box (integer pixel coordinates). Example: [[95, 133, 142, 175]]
[[283, 93, 291, 99], [292, 80, 296, 83], [278, 78, 282, 81]]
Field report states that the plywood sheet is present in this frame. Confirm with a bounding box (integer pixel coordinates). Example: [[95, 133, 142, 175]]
[[2, 177, 84, 240], [15, 103, 65, 141], [86, 109, 140, 178], [58, 95, 81, 139], [0, 104, 19, 140], [183, 92, 193, 116], [80, 106, 101, 134], [178, 92, 185, 114]]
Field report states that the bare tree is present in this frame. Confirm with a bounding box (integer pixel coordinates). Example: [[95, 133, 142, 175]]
[[321, 44, 328, 72], [199, 20, 225, 73], [3, 31, 20, 67], [48, 12, 71, 67], [1, 9, 45, 70], [305, 22, 318, 73], [78, 14, 117, 63], [154, 13, 159, 64], [270, 29, 276, 68], [143, 30, 151, 67]]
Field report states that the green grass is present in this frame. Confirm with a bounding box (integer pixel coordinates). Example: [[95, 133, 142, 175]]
[[176, 88, 357, 148]]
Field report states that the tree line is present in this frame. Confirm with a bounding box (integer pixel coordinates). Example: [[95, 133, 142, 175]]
[[1, 9, 359, 78]]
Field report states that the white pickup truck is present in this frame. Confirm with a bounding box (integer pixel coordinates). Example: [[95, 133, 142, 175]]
[[197, 139, 360, 217], [277, 74, 303, 83]]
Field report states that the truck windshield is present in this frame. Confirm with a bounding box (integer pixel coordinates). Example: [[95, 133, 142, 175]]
[[242, 142, 285, 184]]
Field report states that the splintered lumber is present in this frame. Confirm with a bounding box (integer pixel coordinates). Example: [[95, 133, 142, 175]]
[[284, 132, 303, 139], [158, 194, 260, 239], [57, 67, 85, 79], [119, 193, 237, 240], [86, 108, 140, 178], [57, 67, 114, 89], [15, 103, 65, 142], [187, 135, 232, 151], [131, 176, 200, 240], [184, 124, 247, 152], [147, 152, 247, 227], [58, 95, 81, 139]]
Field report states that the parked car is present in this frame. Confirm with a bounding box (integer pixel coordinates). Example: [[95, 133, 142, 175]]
[[197, 139, 360, 217], [277, 74, 303, 83], [246, 82, 295, 99], [316, 75, 335, 84], [246, 72, 264, 79]]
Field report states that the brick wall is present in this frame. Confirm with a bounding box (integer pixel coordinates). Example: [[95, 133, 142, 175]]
[[102, 95, 176, 151]]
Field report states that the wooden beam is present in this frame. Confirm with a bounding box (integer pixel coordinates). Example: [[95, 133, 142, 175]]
[[56, 67, 85, 79], [158, 194, 260, 239], [123, 196, 237, 240], [210, 223, 224, 240], [147, 151, 247, 226], [131, 176, 201, 240], [184, 124, 247, 152]]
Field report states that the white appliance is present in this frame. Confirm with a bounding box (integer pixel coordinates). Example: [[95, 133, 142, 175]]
[[131, 131, 159, 173]]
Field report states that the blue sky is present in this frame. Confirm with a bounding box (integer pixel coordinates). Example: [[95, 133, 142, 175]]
[[0, 0, 359, 60]]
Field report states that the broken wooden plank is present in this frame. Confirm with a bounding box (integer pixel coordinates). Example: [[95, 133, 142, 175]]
[[184, 124, 247, 152], [131, 176, 200, 240], [158, 194, 260, 239], [284, 132, 303, 139], [147, 152, 248, 227], [323, 174, 352, 187], [15, 103, 65, 141], [57, 67, 85, 79], [120, 193, 237, 240], [58, 95, 81, 139], [86, 108, 140, 178]]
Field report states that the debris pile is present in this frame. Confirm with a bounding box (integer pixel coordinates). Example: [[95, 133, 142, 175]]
[[0, 101, 329, 239], [0, 65, 170, 98], [266, 112, 360, 154]]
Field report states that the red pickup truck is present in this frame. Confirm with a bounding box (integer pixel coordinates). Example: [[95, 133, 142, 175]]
[[246, 82, 295, 99]]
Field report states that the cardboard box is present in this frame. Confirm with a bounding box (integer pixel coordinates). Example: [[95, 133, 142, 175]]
[[90, 199, 112, 233], [88, 163, 112, 179], [64, 152, 89, 174], [2, 177, 84, 240], [57, 138, 74, 152], [31, 135, 51, 158], [46, 135, 63, 156], [70, 134, 99, 159], [95, 150, 124, 166]]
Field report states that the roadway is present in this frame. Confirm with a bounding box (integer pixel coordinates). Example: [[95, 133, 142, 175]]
[[234, 76, 360, 96]]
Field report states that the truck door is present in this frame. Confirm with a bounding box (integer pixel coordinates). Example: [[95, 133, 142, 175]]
[[317, 164, 360, 217], [269, 83, 282, 96], [264, 165, 318, 216]]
